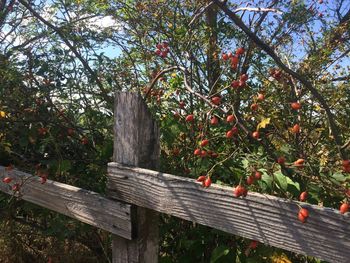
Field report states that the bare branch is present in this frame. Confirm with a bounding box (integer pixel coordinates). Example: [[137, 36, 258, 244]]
[[189, 1, 215, 27], [233, 7, 282, 15]]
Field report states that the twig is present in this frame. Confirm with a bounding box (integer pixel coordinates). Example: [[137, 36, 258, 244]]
[[233, 7, 282, 15]]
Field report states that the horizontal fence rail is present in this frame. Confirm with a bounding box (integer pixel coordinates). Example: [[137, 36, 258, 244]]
[[107, 162, 350, 263], [0, 167, 133, 240]]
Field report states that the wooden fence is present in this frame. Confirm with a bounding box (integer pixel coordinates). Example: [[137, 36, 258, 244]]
[[0, 92, 349, 263]]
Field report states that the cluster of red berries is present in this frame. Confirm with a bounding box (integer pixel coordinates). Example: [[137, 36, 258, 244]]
[[196, 175, 212, 188], [193, 139, 219, 159], [155, 42, 170, 58], [231, 73, 249, 89], [246, 171, 262, 186], [2, 165, 20, 191], [222, 47, 245, 70]]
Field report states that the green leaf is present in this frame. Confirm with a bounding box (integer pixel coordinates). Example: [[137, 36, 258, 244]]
[[242, 159, 249, 169], [332, 172, 346, 183], [274, 171, 288, 191], [210, 246, 230, 263], [286, 177, 300, 195], [259, 171, 273, 190]]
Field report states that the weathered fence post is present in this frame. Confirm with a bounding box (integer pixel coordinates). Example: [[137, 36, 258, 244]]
[[108, 92, 160, 263]]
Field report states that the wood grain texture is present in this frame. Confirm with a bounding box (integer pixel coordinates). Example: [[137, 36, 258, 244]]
[[108, 162, 350, 263], [0, 167, 133, 239], [110, 92, 159, 263]]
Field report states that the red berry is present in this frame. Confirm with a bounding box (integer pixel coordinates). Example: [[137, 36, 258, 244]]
[[294, 159, 305, 167], [292, 124, 300, 134], [226, 115, 235, 123], [179, 101, 185, 108], [40, 177, 47, 184], [240, 74, 248, 82], [252, 131, 259, 139], [299, 191, 308, 202], [211, 96, 221, 105], [246, 175, 255, 185], [156, 43, 163, 49], [81, 137, 89, 145], [298, 212, 306, 223], [200, 150, 207, 158], [210, 116, 219, 125], [299, 208, 309, 218], [233, 185, 247, 197], [231, 63, 238, 70], [277, 156, 286, 165], [12, 183, 20, 192], [254, 171, 262, 180], [249, 240, 258, 249], [250, 103, 258, 111], [340, 203, 349, 214], [242, 187, 248, 197], [204, 177, 212, 188], [231, 80, 240, 88], [227, 52, 233, 58], [239, 80, 246, 87], [291, 102, 301, 110], [231, 126, 239, 134], [230, 55, 239, 65], [233, 185, 243, 197], [194, 148, 201, 156], [226, 130, 234, 138], [211, 152, 218, 158], [67, 128, 75, 136], [342, 160, 350, 167], [236, 47, 245, 55], [162, 42, 169, 48], [196, 175, 206, 182], [38, 127, 48, 135], [185, 114, 194, 122], [5, 164, 14, 171], [343, 165, 350, 173], [200, 139, 209, 147], [222, 53, 229, 61], [257, 93, 265, 101], [155, 49, 161, 55], [2, 177, 12, 184]]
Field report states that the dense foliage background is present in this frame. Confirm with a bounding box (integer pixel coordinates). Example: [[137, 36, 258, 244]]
[[0, 0, 349, 262]]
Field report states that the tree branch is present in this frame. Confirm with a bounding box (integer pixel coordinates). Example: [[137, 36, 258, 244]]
[[18, 0, 112, 104], [233, 7, 282, 15], [214, 0, 347, 160]]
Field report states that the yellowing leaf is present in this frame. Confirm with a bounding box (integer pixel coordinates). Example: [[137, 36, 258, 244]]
[[0, 111, 6, 118], [257, 117, 271, 130], [270, 253, 292, 263], [314, 105, 322, 112]]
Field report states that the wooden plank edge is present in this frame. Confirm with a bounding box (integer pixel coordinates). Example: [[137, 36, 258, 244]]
[[0, 166, 133, 240]]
